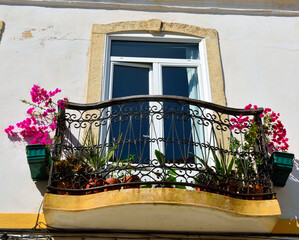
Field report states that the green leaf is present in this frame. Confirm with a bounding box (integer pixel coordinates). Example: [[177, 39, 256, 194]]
[[155, 150, 164, 166], [169, 168, 177, 177], [227, 157, 234, 175], [190, 152, 219, 181], [210, 147, 223, 175]]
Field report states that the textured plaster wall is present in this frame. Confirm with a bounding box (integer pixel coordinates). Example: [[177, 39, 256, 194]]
[[0, 4, 298, 219]]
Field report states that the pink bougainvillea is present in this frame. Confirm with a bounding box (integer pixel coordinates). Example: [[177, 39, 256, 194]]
[[230, 104, 289, 152], [4, 85, 68, 146]]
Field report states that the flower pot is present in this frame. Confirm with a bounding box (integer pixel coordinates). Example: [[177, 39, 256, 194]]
[[248, 184, 264, 200], [26, 144, 50, 181], [195, 182, 208, 192], [57, 181, 81, 195], [104, 178, 121, 191], [227, 179, 239, 194], [271, 151, 294, 187], [86, 178, 105, 194], [122, 175, 140, 189]]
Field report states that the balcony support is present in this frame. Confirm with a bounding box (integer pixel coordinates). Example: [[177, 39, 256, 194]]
[[43, 188, 280, 233]]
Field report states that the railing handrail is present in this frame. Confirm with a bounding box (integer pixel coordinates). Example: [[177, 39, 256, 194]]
[[64, 95, 264, 116]]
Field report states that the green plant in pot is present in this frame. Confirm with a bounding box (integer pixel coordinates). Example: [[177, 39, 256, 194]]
[[153, 150, 185, 189], [80, 133, 121, 192], [117, 154, 141, 189], [53, 153, 88, 195], [230, 104, 293, 187], [192, 141, 237, 194], [4, 85, 68, 181]]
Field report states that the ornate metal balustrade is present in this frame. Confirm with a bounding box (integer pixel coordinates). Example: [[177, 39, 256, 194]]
[[47, 95, 274, 200]]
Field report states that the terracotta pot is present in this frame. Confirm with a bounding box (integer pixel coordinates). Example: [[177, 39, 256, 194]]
[[227, 179, 239, 194], [86, 178, 105, 194], [104, 178, 121, 191], [57, 181, 81, 195], [122, 175, 140, 189], [195, 182, 208, 192], [249, 184, 264, 200]]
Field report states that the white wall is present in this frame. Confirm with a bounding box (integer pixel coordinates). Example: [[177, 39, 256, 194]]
[[0, 4, 298, 219]]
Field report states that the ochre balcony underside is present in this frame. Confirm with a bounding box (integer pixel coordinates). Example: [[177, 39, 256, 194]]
[[43, 188, 281, 233]]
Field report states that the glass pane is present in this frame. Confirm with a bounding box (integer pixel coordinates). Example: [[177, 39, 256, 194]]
[[162, 67, 200, 163], [111, 64, 150, 163], [111, 40, 199, 59], [162, 67, 199, 99], [112, 64, 149, 97]]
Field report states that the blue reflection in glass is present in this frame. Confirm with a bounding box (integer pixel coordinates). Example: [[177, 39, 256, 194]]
[[111, 65, 150, 163], [111, 41, 199, 59], [162, 67, 198, 163]]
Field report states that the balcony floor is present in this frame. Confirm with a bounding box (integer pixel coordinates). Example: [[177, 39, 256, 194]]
[[43, 188, 281, 233]]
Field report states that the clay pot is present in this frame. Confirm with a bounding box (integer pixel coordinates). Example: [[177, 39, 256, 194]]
[[104, 178, 121, 191], [122, 175, 140, 189], [227, 179, 239, 194], [86, 178, 105, 194], [241, 184, 264, 200], [57, 181, 81, 195], [249, 184, 264, 200], [195, 182, 208, 192]]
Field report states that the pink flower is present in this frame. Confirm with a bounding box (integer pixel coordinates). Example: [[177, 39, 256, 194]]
[[49, 123, 56, 131], [5, 84, 67, 145], [244, 104, 252, 110], [231, 103, 289, 152], [27, 107, 35, 115], [4, 125, 15, 135], [57, 98, 68, 110]]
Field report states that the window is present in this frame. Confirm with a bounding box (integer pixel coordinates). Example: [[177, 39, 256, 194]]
[[102, 33, 211, 102], [100, 33, 211, 163], [86, 20, 225, 163]]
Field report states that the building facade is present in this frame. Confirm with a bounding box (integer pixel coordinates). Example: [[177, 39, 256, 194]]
[[0, 0, 299, 239]]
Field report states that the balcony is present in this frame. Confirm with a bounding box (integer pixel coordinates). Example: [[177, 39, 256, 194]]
[[43, 95, 281, 232]]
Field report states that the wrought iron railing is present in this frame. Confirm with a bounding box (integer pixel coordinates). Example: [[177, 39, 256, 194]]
[[47, 95, 274, 200]]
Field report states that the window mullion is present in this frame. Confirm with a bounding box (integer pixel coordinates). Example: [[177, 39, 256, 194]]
[[150, 62, 164, 158]]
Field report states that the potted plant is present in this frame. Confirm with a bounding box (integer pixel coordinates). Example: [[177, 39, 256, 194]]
[[119, 154, 141, 189], [270, 151, 294, 187], [153, 150, 185, 189], [192, 143, 236, 195], [80, 133, 122, 192], [26, 144, 50, 181], [4, 85, 68, 181], [230, 104, 293, 188]]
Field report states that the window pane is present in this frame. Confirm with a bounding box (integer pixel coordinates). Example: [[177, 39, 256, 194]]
[[111, 64, 150, 163], [112, 64, 149, 98], [162, 67, 200, 163], [111, 40, 199, 59], [162, 67, 199, 99]]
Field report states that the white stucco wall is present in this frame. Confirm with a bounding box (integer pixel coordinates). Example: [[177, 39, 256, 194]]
[[0, 4, 298, 219]]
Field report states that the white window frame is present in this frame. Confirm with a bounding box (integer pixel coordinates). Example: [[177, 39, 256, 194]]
[[101, 32, 212, 164], [102, 32, 211, 102]]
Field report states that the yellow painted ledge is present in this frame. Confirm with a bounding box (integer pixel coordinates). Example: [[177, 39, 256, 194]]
[[272, 219, 299, 234], [0, 213, 46, 229], [43, 188, 281, 232], [43, 188, 280, 217]]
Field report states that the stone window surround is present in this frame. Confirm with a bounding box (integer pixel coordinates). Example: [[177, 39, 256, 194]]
[[0, 21, 4, 40], [87, 19, 226, 106]]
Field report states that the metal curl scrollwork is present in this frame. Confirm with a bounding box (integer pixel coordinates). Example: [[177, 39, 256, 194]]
[[48, 95, 274, 200]]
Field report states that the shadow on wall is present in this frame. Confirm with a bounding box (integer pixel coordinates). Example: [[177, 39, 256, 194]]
[[35, 181, 48, 196], [274, 158, 299, 233]]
